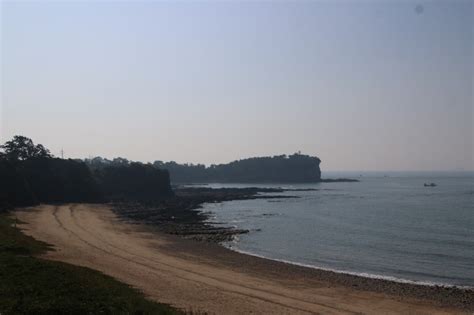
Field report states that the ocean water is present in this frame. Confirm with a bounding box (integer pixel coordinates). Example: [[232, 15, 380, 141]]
[[200, 172, 474, 287]]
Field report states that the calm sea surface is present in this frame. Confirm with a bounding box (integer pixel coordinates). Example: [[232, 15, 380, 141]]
[[200, 172, 474, 287]]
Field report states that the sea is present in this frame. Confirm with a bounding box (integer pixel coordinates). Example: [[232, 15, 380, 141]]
[[199, 172, 474, 288]]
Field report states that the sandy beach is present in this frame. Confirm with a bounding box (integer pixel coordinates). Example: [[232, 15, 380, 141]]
[[15, 204, 472, 315]]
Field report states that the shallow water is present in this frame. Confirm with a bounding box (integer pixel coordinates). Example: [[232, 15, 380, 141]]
[[200, 172, 474, 287]]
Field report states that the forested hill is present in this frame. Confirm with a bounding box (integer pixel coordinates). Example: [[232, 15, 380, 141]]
[[153, 154, 322, 183]]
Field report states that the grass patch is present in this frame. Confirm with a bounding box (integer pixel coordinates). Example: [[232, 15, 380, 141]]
[[0, 213, 183, 315]]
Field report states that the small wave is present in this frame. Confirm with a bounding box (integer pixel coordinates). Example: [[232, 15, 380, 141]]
[[230, 235, 240, 243], [204, 215, 218, 222], [248, 213, 281, 218], [224, 247, 473, 289]]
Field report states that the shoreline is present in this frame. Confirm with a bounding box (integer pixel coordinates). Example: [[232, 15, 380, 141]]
[[15, 204, 474, 314], [225, 245, 474, 290], [112, 186, 472, 291], [110, 187, 474, 304], [111, 186, 303, 242], [158, 231, 474, 312]]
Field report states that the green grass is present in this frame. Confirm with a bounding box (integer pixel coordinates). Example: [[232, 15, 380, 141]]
[[0, 214, 184, 315]]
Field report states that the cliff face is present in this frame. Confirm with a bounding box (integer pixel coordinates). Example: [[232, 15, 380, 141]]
[[156, 153, 322, 183]]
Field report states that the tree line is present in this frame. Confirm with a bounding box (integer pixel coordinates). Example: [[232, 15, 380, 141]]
[[0, 136, 173, 212]]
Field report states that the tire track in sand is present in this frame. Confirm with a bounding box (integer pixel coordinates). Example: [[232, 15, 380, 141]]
[[51, 204, 363, 315], [17, 204, 458, 315], [65, 204, 361, 315]]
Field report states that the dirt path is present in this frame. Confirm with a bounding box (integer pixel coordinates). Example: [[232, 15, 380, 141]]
[[15, 204, 467, 315]]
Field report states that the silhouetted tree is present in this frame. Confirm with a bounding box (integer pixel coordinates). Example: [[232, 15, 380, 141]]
[[1, 135, 52, 161], [0, 136, 101, 210], [112, 157, 130, 166]]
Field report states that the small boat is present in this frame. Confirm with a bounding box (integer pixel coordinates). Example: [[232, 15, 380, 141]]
[[424, 183, 437, 187]]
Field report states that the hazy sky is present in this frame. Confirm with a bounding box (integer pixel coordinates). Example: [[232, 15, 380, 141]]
[[1, 0, 473, 171]]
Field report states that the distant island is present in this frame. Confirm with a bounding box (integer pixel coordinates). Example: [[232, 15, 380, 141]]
[[153, 153, 322, 183]]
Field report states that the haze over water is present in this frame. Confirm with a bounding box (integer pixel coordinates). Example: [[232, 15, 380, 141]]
[[202, 172, 474, 287]]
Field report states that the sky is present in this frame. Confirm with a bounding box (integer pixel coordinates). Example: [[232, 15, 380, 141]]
[[1, 0, 473, 171]]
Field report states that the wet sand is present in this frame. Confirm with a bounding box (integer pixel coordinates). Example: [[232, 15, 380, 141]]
[[15, 204, 472, 314]]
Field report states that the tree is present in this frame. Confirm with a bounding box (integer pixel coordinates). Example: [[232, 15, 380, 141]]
[[0, 135, 52, 161], [112, 157, 130, 166]]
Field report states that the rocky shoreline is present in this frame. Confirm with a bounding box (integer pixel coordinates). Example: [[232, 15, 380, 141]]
[[111, 186, 300, 242]]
